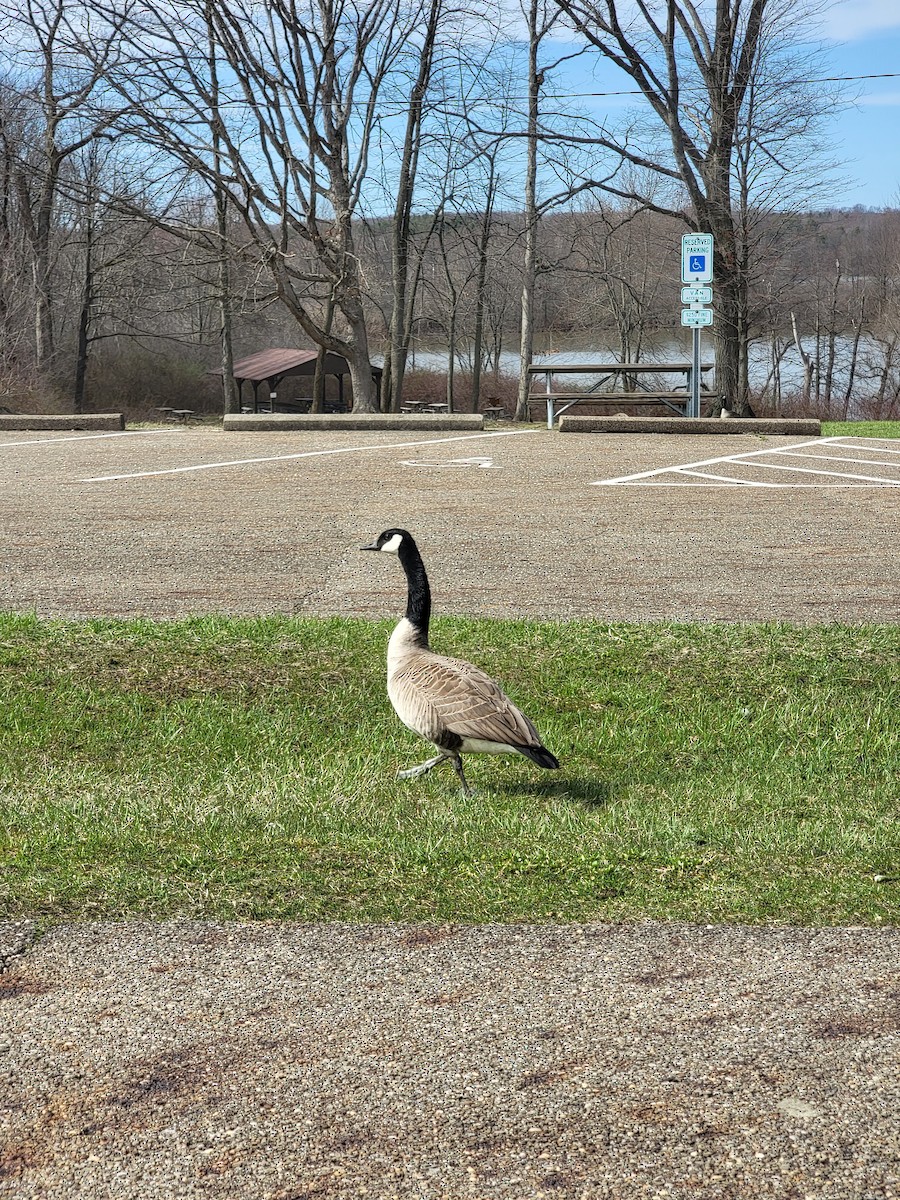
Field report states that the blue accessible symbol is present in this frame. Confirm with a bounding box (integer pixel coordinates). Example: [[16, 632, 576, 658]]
[[689, 254, 706, 273]]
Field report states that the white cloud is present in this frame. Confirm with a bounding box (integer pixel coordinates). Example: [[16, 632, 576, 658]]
[[824, 0, 900, 41], [860, 90, 900, 106]]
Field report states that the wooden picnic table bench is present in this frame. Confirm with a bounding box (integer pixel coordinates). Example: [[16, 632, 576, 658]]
[[156, 406, 201, 424], [527, 361, 716, 427]]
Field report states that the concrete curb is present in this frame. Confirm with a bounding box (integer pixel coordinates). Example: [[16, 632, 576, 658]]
[[558, 416, 821, 435], [0, 413, 125, 431], [223, 412, 485, 432]]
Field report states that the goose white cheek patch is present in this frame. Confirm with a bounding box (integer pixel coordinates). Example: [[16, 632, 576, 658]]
[[381, 533, 403, 553]]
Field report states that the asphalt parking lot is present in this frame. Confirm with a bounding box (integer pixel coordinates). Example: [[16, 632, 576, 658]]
[[1, 426, 899, 622]]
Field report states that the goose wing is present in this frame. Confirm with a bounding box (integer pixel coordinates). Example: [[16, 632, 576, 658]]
[[390, 652, 543, 748]]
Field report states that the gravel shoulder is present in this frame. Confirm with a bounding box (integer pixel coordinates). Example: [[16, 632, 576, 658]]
[[2, 921, 899, 1199]]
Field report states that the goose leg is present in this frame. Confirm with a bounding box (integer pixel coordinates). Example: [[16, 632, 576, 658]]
[[398, 753, 445, 780], [448, 753, 474, 797]]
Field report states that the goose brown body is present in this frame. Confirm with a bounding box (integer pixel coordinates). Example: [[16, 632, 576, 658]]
[[387, 618, 548, 756], [361, 529, 559, 792]]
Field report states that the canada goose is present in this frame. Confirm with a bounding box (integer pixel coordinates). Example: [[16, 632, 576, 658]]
[[360, 528, 559, 795]]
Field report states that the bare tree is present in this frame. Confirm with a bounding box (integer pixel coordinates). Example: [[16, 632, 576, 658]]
[[1, 0, 124, 371], [82, 0, 427, 411], [509, 0, 600, 420], [551, 0, 844, 413], [0, 81, 38, 399], [60, 139, 161, 413], [380, 0, 444, 412], [205, 3, 238, 414], [515, 0, 550, 421], [567, 198, 673, 366]]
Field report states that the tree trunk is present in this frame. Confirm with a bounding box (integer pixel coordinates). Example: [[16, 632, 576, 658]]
[[73, 265, 91, 415], [446, 308, 456, 413], [15, 151, 57, 370], [471, 227, 489, 413], [515, 0, 541, 422], [704, 213, 747, 414], [471, 162, 498, 414], [311, 298, 335, 413], [342, 295, 378, 412], [791, 311, 815, 405], [841, 301, 865, 419], [215, 194, 238, 414], [33, 260, 54, 369], [386, 0, 442, 413]]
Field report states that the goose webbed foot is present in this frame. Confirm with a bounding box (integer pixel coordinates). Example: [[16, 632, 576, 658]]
[[397, 753, 445, 780], [397, 751, 475, 796]]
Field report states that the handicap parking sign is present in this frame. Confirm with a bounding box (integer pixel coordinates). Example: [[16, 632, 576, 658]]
[[681, 233, 714, 282]]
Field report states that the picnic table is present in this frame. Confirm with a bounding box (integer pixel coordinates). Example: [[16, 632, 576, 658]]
[[401, 400, 450, 413], [527, 361, 716, 428], [155, 407, 200, 424]]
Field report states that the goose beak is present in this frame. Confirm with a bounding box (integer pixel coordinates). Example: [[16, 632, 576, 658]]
[[360, 540, 380, 551]]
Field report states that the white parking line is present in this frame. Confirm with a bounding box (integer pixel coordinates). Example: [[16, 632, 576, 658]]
[[0, 430, 175, 450], [82, 429, 533, 482], [837, 442, 900, 455], [745, 460, 900, 484], [591, 436, 826, 486], [781, 450, 900, 469], [677, 469, 780, 486], [592, 435, 900, 488], [622, 481, 895, 488]]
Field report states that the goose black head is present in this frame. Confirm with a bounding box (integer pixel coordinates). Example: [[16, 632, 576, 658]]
[[360, 528, 414, 554]]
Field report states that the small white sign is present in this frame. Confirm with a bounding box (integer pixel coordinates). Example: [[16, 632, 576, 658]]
[[681, 233, 714, 283], [681, 286, 712, 304], [681, 307, 713, 327]]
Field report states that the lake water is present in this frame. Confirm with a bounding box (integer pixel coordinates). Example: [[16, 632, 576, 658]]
[[392, 333, 891, 405]]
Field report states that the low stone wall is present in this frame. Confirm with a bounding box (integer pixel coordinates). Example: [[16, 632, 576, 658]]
[[0, 413, 125, 431], [224, 412, 485, 432], [558, 416, 821, 436]]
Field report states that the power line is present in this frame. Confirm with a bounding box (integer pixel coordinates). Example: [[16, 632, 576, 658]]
[[145, 69, 900, 119], [448, 71, 900, 106]]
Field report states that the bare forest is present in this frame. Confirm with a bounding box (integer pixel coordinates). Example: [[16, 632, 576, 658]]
[[2, 0, 898, 420]]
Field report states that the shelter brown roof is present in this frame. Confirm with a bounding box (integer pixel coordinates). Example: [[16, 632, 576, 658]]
[[230, 348, 381, 383]]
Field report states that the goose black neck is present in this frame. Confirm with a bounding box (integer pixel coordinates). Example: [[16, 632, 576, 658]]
[[398, 536, 431, 642]]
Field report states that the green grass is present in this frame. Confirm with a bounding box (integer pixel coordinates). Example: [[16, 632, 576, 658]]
[[1, 615, 898, 925], [821, 420, 900, 438]]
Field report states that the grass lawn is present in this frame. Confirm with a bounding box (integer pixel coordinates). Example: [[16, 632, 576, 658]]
[[820, 420, 900, 438], [1, 615, 897, 926]]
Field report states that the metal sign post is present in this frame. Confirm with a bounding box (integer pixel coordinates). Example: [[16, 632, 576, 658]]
[[681, 236, 714, 416]]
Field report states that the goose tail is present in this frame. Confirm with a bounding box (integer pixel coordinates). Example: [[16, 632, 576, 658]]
[[517, 744, 560, 770]]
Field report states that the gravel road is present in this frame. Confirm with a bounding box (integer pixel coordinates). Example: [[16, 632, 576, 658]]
[[2, 920, 898, 1199]]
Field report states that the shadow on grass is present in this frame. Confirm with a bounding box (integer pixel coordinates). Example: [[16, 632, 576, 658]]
[[504, 775, 612, 808]]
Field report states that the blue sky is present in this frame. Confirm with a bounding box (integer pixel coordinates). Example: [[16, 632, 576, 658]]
[[530, 0, 900, 211], [823, 0, 900, 207]]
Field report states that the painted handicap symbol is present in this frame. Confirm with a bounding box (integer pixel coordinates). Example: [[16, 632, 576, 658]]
[[400, 456, 500, 469]]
